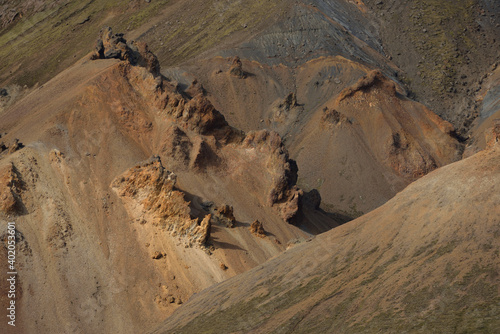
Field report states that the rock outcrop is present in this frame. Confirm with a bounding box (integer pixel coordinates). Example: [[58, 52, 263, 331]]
[[274, 92, 298, 113], [7, 138, 22, 153], [92, 26, 160, 76], [160, 92, 232, 137], [229, 56, 246, 78], [194, 214, 211, 245], [112, 156, 211, 247], [151, 251, 166, 260], [0, 138, 24, 155], [336, 70, 396, 103], [0, 163, 23, 214], [243, 130, 303, 224], [210, 204, 236, 228], [321, 107, 348, 126], [271, 92, 302, 125], [249, 220, 266, 238]]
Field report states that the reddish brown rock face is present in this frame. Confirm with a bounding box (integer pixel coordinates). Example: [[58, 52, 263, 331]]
[[1, 1, 497, 331], [249, 220, 266, 238], [0, 164, 22, 214], [0, 28, 341, 333], [151, 140, 500, 334]]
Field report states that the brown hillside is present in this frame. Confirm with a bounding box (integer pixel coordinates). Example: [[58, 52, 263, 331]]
[[179, 57, 461, 216], [0, 1, 498, 332], [0, 40, 339, 333], [151, 138, 500, 334]]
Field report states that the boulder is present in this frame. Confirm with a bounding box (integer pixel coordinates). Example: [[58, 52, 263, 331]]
[[210, 204, 236, 227], [229, 56, 246, 78], [249, 220, 266, 238], [91, 27, 161, 77]]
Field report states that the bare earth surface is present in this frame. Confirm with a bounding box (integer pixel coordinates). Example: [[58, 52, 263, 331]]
[[151, 139, 500, 334], [0, 0, 498, 333]]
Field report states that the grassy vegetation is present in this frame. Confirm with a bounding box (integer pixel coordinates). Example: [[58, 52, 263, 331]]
[[291, 291, 362, 334], [406, 0, 476, 96], [152, 0, 284, 65], [349, 260, 500, 334], [0, 0, 287, 88], [0, 0, 171, 87], [169, 276, 325, 334], [413, 237, 439, 257], [360, 254, 399, 286], [423, 240, 459, 263], [125, 0, 170, 31]]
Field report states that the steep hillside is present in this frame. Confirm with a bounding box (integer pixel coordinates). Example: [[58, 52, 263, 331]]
[[0, 34, 339, 333], [363, 0, 500, 135], [465, 65, 500, 155], [3, 0, 493, 217], [151, 137, 500, 334], [0, 1, 498, 333], [174, 56, 460, 216], [0, 0, 287, 89], [2, 0, 498, 136]]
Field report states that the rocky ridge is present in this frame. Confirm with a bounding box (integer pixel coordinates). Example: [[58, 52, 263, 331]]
[[0, 1, 497, 332], [0, 163, 23, 214], [150, 132, 500, 334], [0, 28, 340, 333], [112, 156, 210, 247]]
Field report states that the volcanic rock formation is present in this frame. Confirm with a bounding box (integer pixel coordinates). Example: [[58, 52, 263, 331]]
[[92, 26, 161, 77], [249, 220, 266, 238], [0, 163, 23, 214], [150, 133, 500, 334], [0, 1, 498, 332], [111, 156, 211, 247], [0, 28, 339, 333]]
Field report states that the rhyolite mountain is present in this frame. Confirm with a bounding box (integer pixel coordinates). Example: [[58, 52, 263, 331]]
[[151, 127, 500, 334], [0, 1, 499, 333]]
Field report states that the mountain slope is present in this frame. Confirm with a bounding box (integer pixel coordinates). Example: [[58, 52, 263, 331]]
[[3, 0, 495, 218], [0, 38, 339, 333], [2, 0, 499, 136], [175, 56, 461, 216], [0, 1, 498, 333], [151, 142, 500, 333]]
